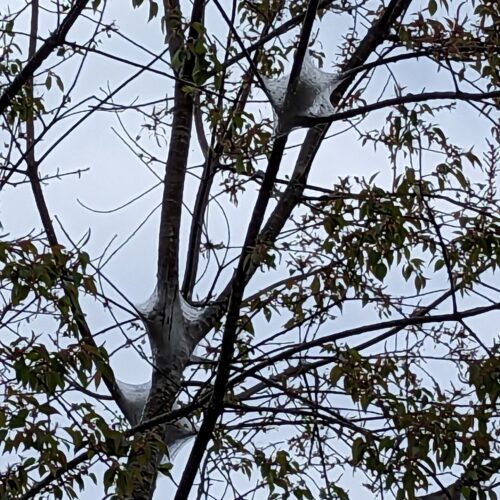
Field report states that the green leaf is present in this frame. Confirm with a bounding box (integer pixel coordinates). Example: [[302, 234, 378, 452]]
[[148, 1, 158, 21], [10, 409, 29, 428], [55, 75, 64, 92], [171, 49, 185, 71], [372, 262, 387, 281], [158, 462, 173, 478], [83, 276, 97, 295], [11, 284, 29, 306], [103, 467, 116, 493], [351, 437, 365, 465], [330, 366, 343, 386], [310, 275, 320, 294], [434, 259, 445, 271], [331, 485, 349, 500]]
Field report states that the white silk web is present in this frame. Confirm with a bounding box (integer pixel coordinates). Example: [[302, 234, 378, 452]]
[[262, 52, 344, 135]]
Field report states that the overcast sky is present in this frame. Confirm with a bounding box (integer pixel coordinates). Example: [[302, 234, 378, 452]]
[[2, 1, 499, 498]]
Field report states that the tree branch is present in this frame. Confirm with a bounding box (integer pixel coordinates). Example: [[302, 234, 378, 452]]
[[127, 1, 207, 497], [173, 3, 324, 498], [205, 0, 336, 78], [20, 451, 91, 500], [230, 301, 500, 391], [182, 15, 276, 299], [307, 90, 500, 126], [195, 0, 414, 331], [156, 0, 196, 300], [20, 0, 126, 417], [0, 0, 89, 114], [28, 289, 497, 499]]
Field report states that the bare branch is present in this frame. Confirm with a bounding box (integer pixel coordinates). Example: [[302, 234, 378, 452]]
[[174, 3, 328, 498], [308, 90, 500, 126], [0, 0, 89, 114]]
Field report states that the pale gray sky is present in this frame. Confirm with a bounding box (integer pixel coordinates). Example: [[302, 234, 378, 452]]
[[2, 1, 499, 498]]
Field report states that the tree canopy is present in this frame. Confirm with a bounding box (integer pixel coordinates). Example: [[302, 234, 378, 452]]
[[0, 0, 499, 499]]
